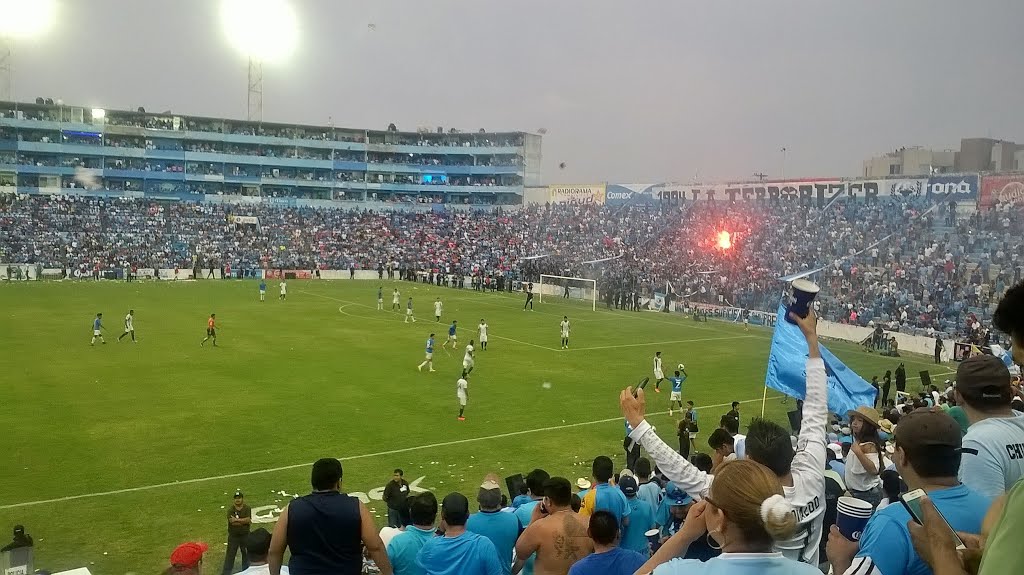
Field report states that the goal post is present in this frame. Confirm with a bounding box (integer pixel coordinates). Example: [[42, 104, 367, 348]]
[[538, 274, 598, 311]]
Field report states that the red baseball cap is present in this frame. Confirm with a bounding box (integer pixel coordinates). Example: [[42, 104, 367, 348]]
[[170, 542, 208, 568]]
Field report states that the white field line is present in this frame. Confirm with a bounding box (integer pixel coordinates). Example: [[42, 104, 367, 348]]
[[564, 334, 757, 352], [0, 397, 771, 510]]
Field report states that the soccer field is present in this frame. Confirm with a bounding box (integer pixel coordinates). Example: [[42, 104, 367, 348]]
[[0, 280, 952, 573]]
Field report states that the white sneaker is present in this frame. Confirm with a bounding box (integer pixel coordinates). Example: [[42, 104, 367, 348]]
[[668, 410, 673, 416], [417, 365, 422, 372], [429, 369, 436, 372]]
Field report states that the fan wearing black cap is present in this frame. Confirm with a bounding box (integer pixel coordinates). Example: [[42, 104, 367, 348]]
[[415, 492, 503, 575], [0, 525, 32, 553], [826, 409, 991, 575], [955, 354, 1024, 498], [224, 490, 252, 574]]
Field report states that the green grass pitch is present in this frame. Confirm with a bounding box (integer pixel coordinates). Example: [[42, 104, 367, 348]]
[[0, 280, 952, 572]]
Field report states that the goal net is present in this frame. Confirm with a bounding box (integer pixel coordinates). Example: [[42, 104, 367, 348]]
[[538, 274, 598, 311]]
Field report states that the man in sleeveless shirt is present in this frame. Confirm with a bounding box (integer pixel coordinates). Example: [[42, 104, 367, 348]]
[[269, 458, 393, 575]]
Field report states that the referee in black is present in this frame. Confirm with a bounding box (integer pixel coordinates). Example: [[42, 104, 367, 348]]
[[223, 490, 251, 574]]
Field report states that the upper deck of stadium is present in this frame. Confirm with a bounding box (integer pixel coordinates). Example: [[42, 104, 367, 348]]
[[0, 100, 542, 205]]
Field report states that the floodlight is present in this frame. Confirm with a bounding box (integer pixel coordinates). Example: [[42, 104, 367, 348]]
[[220, 0, 298, 63], [0, 0, 56, 38]]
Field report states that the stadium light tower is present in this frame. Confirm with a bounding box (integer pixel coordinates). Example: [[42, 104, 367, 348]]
[[0, 0, 57, 102], [220, 0, 298, 122]]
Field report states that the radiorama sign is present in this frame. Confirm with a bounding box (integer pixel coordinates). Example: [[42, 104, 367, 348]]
[[250, 475, 431, 524]]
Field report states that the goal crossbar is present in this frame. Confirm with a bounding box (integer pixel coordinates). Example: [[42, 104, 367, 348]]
[[538, 274, 598, 311]]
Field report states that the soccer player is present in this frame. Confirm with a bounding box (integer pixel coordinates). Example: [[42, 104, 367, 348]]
[[523, 282, 534, 311], [668, 367, 687, 415], [742, 308, 750, 331], [392, 288, 401, 311], [560, 315, 571, 349], [442, 320, 457, 350], [417, 333, 436, 372], [478, 319, 488, 351], [259, 279, 266, 301], [201, 313, 218, 347], [117, 309, 136, 343], [377, 286, 384, 311], [434, 298, 443, 322], [405, 297, 416, 323], [462, 339, 475, 376], [652, 351, 665, 392], [456, 375, 469, 421], [90, 313, 106, 345], [279, 280, 287, 301]]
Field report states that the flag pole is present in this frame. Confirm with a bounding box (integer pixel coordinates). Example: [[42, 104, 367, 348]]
[[760, 385, 768, 417]]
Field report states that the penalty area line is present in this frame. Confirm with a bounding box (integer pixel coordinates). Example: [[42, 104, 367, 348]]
[[0, 396, 777, 510]]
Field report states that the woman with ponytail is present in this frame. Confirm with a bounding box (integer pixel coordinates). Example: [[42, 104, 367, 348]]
[[845, 406, 886, 509], [636, 460, 821, 574]]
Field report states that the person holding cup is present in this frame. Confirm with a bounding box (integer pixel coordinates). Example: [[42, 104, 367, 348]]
[[826, 409, 991, 575]]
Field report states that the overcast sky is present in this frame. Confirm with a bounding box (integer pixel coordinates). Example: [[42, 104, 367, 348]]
[[11, 0, 1024, 184]]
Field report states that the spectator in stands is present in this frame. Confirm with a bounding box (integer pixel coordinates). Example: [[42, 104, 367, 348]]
[[617, 476, 656, 556], [166, 542, 208, 575], [237, 529, 285, 575], [384, 469, 412, 528], [826, 409, 991, 575], [514, 469, 549, 528], [514, 477, 594, 575], [993, 280, 1024, 367], [567, 511, 646, 575], [268, 458, 392, 575], [718, 414, 746, 460], [634, 458, 662, 512], [416, 492, 502, 575], [707, 429, 736, 472], [387, 492, 438, 575], [579, 456, 631, 525], [955, 354, 1024, 498], [637, 460, 820, 575], [0, 525, 32, 552], [466, 476, 520, 575], [621, 309, 828, 565], [844, 406, 886, 509]]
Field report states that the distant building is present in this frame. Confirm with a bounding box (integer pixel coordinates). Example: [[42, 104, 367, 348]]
[[863, 137, 1023, 178], [0, 100, 541, 205], [862, 147, 955, 178]]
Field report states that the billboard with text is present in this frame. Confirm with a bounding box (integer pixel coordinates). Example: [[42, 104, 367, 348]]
[[924, 174, 978, 200], [980, 174, 1024, 210], [547, 184, 606, 205]]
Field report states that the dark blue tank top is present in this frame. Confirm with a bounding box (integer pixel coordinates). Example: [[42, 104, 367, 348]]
[[287, 491, 363, 575]]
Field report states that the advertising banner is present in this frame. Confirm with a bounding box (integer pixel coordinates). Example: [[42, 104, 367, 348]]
[[604, 184, 659, 206], [651, 179, 911, 207], [925, 174, 979, 201], [229, 215, 260, 225], [547, 184, 606, 205], [980, 174, 1024, 210]]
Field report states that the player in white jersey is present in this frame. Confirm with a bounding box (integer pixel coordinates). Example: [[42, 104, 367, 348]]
[[117, 309, 136, 343], [462, 340, 475, 375], [405, 297, 416, 323], [478, 320, 488, 350], [434, 298, 443, 322], [652, 351, 665, 392], [392, 288, 401, 311], [560, 316, 571, 349], [621, 309, 828, 566], [456, 376, 469, 421], [279, 280, 287, 300]]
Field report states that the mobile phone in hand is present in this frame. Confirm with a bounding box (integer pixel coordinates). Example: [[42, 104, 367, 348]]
[[899, 489, 966, 550], [632, 377, 651, 398]]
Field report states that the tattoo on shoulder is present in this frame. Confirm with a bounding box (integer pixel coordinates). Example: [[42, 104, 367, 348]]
[[553, 514, 588, 560]]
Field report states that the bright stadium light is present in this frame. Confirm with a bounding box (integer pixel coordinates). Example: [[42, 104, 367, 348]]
[[220, 0, 298, 122], [0, 0, 56, 38], [0, 0, 57, 102]]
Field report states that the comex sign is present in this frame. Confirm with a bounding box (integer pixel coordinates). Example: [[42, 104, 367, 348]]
[[250, 475, 431, 524]]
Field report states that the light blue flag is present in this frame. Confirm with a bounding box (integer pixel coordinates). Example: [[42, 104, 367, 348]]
[[765, 303, 877, 416]]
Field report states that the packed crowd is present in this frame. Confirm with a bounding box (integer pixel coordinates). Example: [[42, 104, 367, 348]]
[[35, 288, 1009, 575], [1, 193, 1021, 335]]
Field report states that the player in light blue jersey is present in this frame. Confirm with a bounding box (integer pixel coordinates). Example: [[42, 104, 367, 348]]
[[417, 333, 436, 372], [442, 320, 458, 352], [258, 280, 267, 301], [405, 297, 416, 323], [90, 313, 106, 345], [668, 367, 688, 416]]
